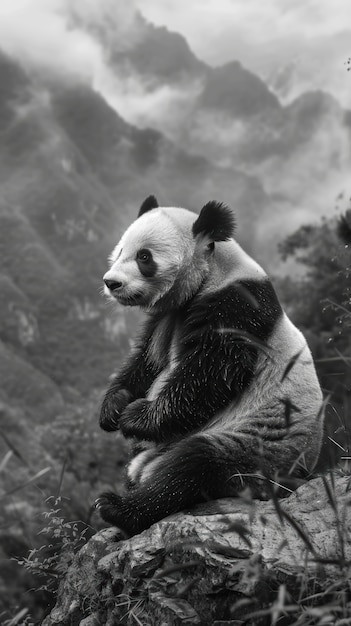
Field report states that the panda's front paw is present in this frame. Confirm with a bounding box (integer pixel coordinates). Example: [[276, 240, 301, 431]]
[[119, 398, 151, 439], [100, 389, 131, 432]]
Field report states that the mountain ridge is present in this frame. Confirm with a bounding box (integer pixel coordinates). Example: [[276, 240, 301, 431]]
[[0, 10, 350, 620]]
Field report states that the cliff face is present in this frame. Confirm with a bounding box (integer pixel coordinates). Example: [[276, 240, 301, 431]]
[[43, 475, 351, 626]]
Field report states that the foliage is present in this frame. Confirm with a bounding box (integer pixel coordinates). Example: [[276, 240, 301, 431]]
[[0, 397, 130, 623], [240, 472, 351, 626], [16, 496, 90, 596], [276, 211, 351, 470], [38, 473, 351, 626], [278, 217, 351, 338], [143, 473, 351, 626]]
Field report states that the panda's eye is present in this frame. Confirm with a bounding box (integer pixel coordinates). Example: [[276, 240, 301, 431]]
[[136, 249, 152, 263]]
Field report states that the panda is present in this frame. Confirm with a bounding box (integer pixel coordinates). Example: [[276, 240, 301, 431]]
[[95, 195, 323, 536]]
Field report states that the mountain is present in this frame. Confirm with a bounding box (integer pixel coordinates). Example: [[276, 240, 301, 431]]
[[48, 77, 269, 250], [116, 23, 208, 83], [0, 16, 349, 430], [0, 47, 269, 618], [200, 60, 281, 117], [0, 52, 31, 128], [0, 44, 270, 520], [267, 30, 351, 106], [0, 13, 350, 619], [60, 9, 351, 245], [70, 5, 207, 85], [177, 74, 350, 244], [81, 14, 350, 244]]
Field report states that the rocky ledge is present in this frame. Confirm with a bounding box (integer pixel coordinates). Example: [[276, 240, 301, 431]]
[[43, 475, 351, 625]]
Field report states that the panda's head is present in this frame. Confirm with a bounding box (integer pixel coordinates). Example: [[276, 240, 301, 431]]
[[103, 195, 236, 311]]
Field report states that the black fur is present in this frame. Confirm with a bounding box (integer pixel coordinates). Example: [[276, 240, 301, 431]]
[[96, 427, 307, 536], [99, 315, 163, 431], [136, 249, 158, 277], [117, 279, 282, 442], [138, 195, 159, 217], [192, 201, 236, 241]]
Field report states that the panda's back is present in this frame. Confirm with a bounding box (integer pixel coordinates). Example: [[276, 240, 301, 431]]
[[204, 239, 267, 291], [228, 313, 322, 420], [204, 311, 323, 472], [204, 240, 322, 421]]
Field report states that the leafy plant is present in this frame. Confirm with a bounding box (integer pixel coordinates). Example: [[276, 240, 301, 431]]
[[16, 496, 90, 595]]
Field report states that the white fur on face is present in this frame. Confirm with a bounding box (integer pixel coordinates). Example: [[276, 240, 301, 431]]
[[104, 207, 199, 307]]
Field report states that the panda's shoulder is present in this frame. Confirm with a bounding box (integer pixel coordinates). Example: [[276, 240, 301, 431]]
[[184, 277, 283, 342]]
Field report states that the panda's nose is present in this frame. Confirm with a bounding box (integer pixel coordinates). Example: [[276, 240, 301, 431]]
[[104, 278, 123, 291]]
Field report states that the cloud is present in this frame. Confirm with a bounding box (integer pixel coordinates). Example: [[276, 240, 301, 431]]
[[100, 72, 203, 136], [137, 0, 351, 55], [0, 0, 106, 80], [65, 0, 143, 52], [0, 0, 199, 134], [0, 0, 148, 84]]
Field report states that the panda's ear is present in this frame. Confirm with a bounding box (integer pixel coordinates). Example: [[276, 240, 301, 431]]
[[138, 195, 159, 217], [192, 201, 236, 242]]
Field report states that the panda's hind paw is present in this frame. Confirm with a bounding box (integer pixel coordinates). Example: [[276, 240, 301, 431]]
[[95, 491, 124, 526], [95, 491, 120, 509], [95, 492, 133, 537]]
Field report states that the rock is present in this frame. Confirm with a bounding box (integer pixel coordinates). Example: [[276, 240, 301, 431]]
[[42, 475, 351, 625]]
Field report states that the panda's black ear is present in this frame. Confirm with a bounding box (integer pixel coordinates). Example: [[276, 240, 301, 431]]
[[192, 201, 236, 242], [138, 195, 159, 217]]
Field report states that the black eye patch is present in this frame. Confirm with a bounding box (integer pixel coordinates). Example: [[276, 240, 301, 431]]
[[136, 249, 158, 277]]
